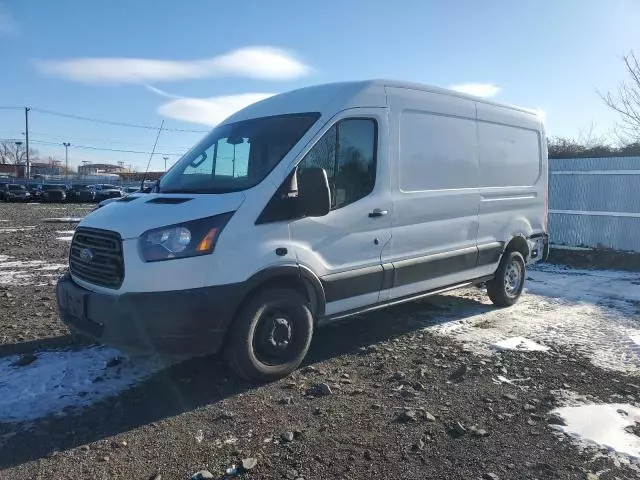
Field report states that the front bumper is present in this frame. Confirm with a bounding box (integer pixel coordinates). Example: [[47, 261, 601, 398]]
[[56, 274, 243, 356]]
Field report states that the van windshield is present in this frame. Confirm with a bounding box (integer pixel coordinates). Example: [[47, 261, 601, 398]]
[[159, 113, 319, 194]]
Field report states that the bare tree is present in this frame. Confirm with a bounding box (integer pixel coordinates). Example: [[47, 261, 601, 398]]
[[547, 136, 640, 159], [577, 121, 610, 148], [0, 140, 34, 165], [599, 51, 640, 143]]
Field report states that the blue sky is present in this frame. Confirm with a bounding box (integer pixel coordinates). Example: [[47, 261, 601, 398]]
[[0, 0, 639, 171]]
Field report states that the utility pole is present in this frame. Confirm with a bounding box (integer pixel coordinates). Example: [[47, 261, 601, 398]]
[[63, 142, 70, 181], [24, 107, 30, 178], [14, 141, 23, 178], [163, 156, 169, 172]]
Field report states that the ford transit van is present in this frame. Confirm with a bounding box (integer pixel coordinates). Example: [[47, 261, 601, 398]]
[[57, 80, 549, 381]]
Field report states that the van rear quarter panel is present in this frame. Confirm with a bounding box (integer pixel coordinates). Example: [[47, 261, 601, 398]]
[[476, 103, 547, 250]]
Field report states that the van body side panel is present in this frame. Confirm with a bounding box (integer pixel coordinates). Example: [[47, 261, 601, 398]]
[[384, 87, 482, 299], [475, 103, 547, 257]]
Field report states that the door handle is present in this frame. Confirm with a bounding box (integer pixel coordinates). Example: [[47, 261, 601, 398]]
[[368, 208, 388, 218]]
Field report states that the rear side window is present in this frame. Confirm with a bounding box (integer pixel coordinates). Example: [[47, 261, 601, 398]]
[[399, 111, 479, 191], [478, 122, 541, 187], [298, 118, 377, 210]]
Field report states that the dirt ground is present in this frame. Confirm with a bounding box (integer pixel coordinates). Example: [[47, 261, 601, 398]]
[[1, 202, 640, 480]]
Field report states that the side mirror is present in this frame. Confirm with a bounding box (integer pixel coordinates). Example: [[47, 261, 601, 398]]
[[298, 167, 331, 217]]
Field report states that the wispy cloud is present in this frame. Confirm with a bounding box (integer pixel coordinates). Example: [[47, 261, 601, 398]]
[[143, 85, 184, 99], [157, 93, 275, 126], [36, 46, 311, 84], [448, 83, 501, 98], [0, 3, 18, 35]]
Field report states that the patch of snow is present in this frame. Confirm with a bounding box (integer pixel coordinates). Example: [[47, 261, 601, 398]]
[[493, 375, 531, 389], [527, 264, 640, 307], [550, 244, 594, 251], [0, 260, 50, 269], [0, 226, 35, 233], [56, 236, 73, 242], [39, 264, 68, 271], [426, 264, 640, 373], [56, 230, 76, 235], [491, 336, 550, 352], [0, 346, 168, 423], [0, 255, 67, 285], [0, 270, 34, 284], [552, 403, 640, 460], [43, 217, 84, 223]]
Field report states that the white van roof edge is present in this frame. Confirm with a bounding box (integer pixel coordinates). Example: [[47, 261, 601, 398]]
[[222, 79, 541, 128], [371, 79, 540, 117]]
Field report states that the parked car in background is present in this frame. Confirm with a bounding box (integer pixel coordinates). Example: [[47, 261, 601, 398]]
[[92, 196, 120, 211], [92, 186, 148, 211], [123, 186, 140, 194], [76, 185, 97, 203], [66, 184, 86, 202], [41, 184, 67, 203], [26, 183, 44, 202], [94, 184, 122, 201], [0, 184, 31, 202]]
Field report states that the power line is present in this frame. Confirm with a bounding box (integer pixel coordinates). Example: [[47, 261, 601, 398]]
[[30, 107, 209, 133], [0, 106, 23, 110], [0, 129, 193, 150], [25, 139, 184, 156]]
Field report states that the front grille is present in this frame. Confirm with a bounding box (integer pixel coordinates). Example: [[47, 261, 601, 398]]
[[70, 227, 124, 288]]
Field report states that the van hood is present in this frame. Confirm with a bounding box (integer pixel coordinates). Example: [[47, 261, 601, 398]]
[[79, 192, 246, 239]]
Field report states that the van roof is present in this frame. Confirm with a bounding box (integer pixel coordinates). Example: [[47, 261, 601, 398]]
[[223, 79, 541, 125]]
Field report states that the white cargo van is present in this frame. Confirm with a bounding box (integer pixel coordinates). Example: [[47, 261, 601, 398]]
[[57, 80, 548, 381]]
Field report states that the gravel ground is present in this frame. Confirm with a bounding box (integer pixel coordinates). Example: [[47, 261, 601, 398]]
[[1, 202, 640, 480]]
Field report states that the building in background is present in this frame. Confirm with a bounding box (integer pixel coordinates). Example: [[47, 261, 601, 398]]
[[118, 171, 164, 182], [30, 162, 61, 177], [78, 163, 128, 176], [0, 164, 25, 178]]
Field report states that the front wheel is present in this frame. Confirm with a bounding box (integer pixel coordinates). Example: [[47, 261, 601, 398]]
[[224, 288, 314, 383], [487, 251, 526, 307]]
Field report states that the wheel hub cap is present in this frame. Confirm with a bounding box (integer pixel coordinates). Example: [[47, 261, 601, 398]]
[[504, 261, 522, 295], [267, 317, 292, 350]]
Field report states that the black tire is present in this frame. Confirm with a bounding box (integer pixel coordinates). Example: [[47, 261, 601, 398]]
[[224, 288, 314, 383], [487, 250, 526, 307]]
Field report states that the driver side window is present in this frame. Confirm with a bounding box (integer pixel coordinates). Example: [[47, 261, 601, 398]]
[[298, 118, 377, 210]]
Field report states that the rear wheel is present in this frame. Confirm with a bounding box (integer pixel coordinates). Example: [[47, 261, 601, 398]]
[[487, 251, 526, 307], [224, 288, 314, 382]]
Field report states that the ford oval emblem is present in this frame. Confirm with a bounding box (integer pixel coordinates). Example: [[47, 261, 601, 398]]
[[80, 248, 94, 262]]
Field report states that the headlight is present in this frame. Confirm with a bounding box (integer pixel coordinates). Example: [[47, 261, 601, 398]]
[[138, 213, 234, 262]]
